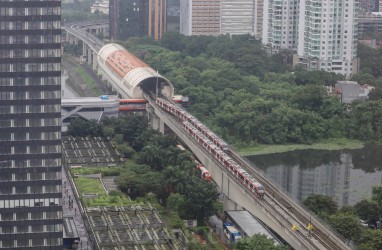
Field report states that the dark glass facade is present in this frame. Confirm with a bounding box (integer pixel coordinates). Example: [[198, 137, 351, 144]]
[[166, 0, 180, 32], [109, 0, 169, 41], [109, 0, 149, 41], [0, 0, 62, 248]]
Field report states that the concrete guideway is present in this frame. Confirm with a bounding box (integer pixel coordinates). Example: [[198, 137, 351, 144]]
[[65, 21, 353, 250], [145, 95, 352, 250]]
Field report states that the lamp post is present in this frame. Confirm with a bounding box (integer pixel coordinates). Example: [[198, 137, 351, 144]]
[[156, 70, 159, 97]]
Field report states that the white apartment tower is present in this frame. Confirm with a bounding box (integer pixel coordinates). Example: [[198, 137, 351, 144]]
[[262, 0, 300, 52], [297, 0, 359, 77], [263, 0, 359, 77]]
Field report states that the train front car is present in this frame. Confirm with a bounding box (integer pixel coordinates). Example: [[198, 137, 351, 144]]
[[254, 183, 265, 198]]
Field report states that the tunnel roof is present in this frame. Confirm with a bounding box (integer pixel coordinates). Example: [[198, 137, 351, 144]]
[[98, 43, 174, 98]]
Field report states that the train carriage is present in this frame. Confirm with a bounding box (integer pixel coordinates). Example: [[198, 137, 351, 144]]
[[182, 121, 265, 198]]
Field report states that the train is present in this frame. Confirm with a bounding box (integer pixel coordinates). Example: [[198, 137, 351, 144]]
[[156, 97, 229, 152], [182, 121, 265, 198], [119, 99, 147, 111], [155, 96, 265, 198], [176, 144, 212, 182]]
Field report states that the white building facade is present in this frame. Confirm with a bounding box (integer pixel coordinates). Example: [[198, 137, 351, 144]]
[[263, 0, 359, 77], [262, 0, 300, 52], [297, 0, 359, 77]]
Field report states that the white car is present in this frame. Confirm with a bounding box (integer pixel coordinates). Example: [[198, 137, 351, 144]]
[[359, 220, 368, 227]]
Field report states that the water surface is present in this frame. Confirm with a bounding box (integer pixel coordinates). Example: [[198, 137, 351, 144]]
[[246, 144, 382, 206]]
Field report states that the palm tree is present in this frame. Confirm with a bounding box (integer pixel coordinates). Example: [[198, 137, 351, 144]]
[[161, 166, 187, 195], [139, 145, 163, 171]]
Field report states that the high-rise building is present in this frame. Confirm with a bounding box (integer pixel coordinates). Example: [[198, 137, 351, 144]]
[[221, 0, 262, 36], [262, 0, 359, 77], [180, 0, 221, 35], [167, 0, 180, 32], [180, 0, 264, 39], [262, 0, 300, 52], [0, 0, 63, 248], [109, 0, 166, 41], [297, 0, 359, 77]]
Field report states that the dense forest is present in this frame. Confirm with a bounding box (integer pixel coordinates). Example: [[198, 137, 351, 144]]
[[118, 33, 382, 146]]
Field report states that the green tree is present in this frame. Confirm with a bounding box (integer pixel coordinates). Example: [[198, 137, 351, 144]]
[[372, 186, 382, 216], [138, 144, 164, 171], [116, 164, 163, 199], [234, 234, 287, 250], [347, 100, 382, 140], [166, 193, 187, 215], [292, 85, 326, 112], [183, 177, 219, 222], [116, 144, 135, 158], [358, 229, 382, 250], [161, 166, 188, 194], [303, 194, 338, 215], [368, 87, 382, 100], [354, 199, 380, 223], [350, 73, 376, 85], [329, 212, 365, 243], [160, 32, 186, 51], [67, 118, 104, 137]]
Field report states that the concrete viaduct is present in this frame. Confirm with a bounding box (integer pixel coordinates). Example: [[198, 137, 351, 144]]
[[63, 22, 353, 250]]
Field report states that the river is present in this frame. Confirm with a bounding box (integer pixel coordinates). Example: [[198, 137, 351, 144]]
[[246, 144, 382, 206]]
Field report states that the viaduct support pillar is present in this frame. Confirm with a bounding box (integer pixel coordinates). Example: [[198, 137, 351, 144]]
[[87, 47, 92, 65], [92, 51, 98, 71], [220, 172, 242, 211], [82, 42, 87, 62], [147, 105, 164, 134]]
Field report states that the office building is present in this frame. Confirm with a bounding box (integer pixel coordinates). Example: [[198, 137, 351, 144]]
[[109, 0, 167, 41], [180, 0, 264, 37], [167, 0, 180, 32], [0, 0, 63, 248], [180, 0, 221, 35]]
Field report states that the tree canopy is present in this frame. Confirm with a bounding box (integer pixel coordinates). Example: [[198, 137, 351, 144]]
[[303, 194, 338, 216], [122, 34, 382, 146], [234, 234, 287, 250]]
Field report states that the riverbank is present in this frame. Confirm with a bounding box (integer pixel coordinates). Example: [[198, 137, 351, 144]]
[[237, 138, 364, 156]]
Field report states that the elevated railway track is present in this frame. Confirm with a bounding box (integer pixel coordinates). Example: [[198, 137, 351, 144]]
[[145, 92, 353, 250], [65, 22, 354, 249], [229, 151, 352, 250]]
